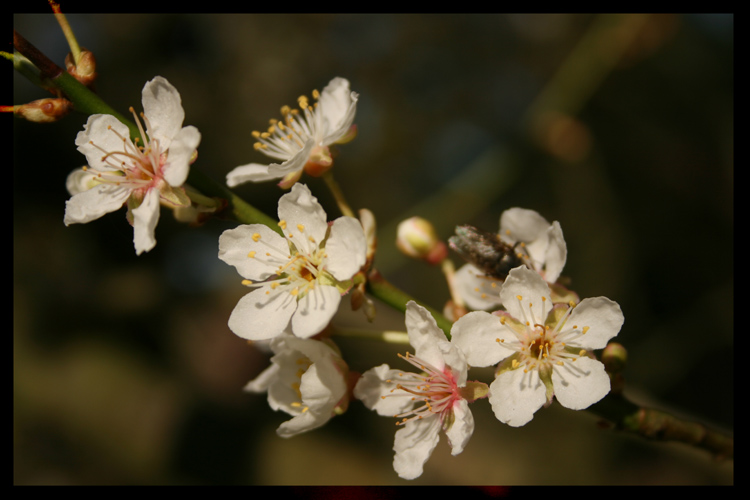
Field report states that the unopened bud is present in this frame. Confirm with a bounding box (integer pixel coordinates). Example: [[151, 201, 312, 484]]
[[65, 49, 97, 87], [303, 145, 334, 177], [14, 98, 72, 123], [602, 342, 627, 374], [334, 124, 358, 145], [396, 216, 447, 265]]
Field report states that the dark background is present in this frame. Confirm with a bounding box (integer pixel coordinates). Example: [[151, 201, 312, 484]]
[[14, 14, 732, 484]]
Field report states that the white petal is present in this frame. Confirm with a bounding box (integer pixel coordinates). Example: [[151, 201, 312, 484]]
[[218, 224, 290, 280], [64, 183, 130, 225], [489, 367, 547, 427], [324, 216, 367, 281], [244, 363, 280, 393], [277, 183, 328, 256], [393, 417, 441, 480], [276, 409, 326, 438], [291, 285, 341, 338], [132, 188, 161, 255], [542, 221, 567, 283], [453, 264, 503, 311], [354, 364, 414, 416], [565, 297, 624, 350], [65, 168, 99, 196], [552, 356, 610, 410], [444, 399, 474, 455], [75, 114, 132, 172], [499, 266, 551, 325], [162, 125, 201, 187], [405, 301, 447, 369], [226, 162, 282, 187], [141, 76, 184, 147], [451, 311, 515, 368], [228, 285, 297, 341], [499, 208, 550, 244], [267, 139, 315, 176], [299, 356, 346, 412], [318, 77, 358, 145]]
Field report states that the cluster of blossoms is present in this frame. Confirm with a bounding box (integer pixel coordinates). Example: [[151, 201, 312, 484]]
[[61, 74, 624, 481]]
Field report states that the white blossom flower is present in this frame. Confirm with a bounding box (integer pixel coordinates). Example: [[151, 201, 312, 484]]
[[451, 266, 624, 427], [64, 76, 201, 255], [354, 301, 486, 480], [453, 208, 567, 310], [245, 334, 349, 438], [219, 183, 367, 341], [226, 77, 358, 189]]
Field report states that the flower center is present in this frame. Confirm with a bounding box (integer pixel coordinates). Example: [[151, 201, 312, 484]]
[[251, 90, 323, 161], [385, 352, 460, 426], [82, 107, 165, 193]]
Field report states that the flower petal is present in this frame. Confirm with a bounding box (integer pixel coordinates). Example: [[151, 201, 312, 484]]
[[451, 311, 515, 368], [226, 162, 284, 186], [393, 417, 441, 480], [64, 183, 130, 225], [162, 125, 201, 187], [228, 285, 297, 340], [141, 76, 184, 148], [318, 77, 358, 145], [75, 114, 133, 172], [218, 224, 290, 280], [453, 264, 504, 311], [276, 408, 325, 438], [291, 285, 341, 338], [565, 297, 624, 350], [444, 399, 474, 455], [489, 367, 547, 427], [277, 183, 328, 256], [499, 207, 550, 245], [500, 266, 551, 326], [354, 364, 414, 416], [552, 356, 610, 410], [405, 301, 447, 369], [324, 216, 367, 281], [132, 188, 161, 255], [543, 221, 567, 283]]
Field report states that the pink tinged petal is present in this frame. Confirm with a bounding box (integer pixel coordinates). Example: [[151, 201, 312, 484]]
[[444, 399, 474, 455], [132, 188, 161, 255], [543, 221, 567, 283], [393, 417, 441, 480], [354, 364, 414, 416], [64, 183, 131, 225], [76, 114, 132, 172], [291, 285, 341, 339], [162, 125, 201, 187], [451, 311, 515, 368], [565, 297, 624, 350], [228, 285, 297, 341], [226, 163, 281, 187], [500, 266, 551, 324], [489, 367, 547, 427], [141, 76, 184, 148], [499, 207, 550, 244], [318, 77, 359, 145], [453, 264, 503, 311], [324, 216, 367, 281], [277, 183, 328, 256], [437, 341, 468, 386], [552, 356, 610, 410], [218, 224, 290, 280], [405, 301, 447, 369]]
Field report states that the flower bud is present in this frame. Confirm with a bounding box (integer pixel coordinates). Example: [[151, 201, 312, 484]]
[[65, 49, 97, 87], [602, 342, 628, 374], [14, 98, 72, 123], [396, 216, 447, 265]]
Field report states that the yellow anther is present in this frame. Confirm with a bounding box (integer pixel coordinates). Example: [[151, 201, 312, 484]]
[[481, 293, 487, 299], [290, 287, 299, 296], [241, 279, 253, 286], [291, 402, 301, 407], [247, 251, 256, 258], [517, 295, 523, 301], [252, 233, 261, 242], [252, 130, 261, 138], [569, 301, 576, 308], [278, 220, 287, 229], [582, 326, 590, 334], [281, 105, 291, 115], [271, 282, 279, 289], [512, 359, 519, 369], [579, 349, 587, 356], [542, 296, 547, 302], [253, 142, 263, 150], [491, 282, 497, 288], [557, 361, 564, 366], [297, 224, 305, 232], [312, 89, 320, 99], [260, 132, 271, 139]]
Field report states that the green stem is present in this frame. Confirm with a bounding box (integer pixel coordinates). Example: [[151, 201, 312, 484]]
[[366, 268, 454, 338], [588, 392, 733, 460]]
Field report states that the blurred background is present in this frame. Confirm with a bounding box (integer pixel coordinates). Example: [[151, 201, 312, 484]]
[[13, 13, 733, 485]]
